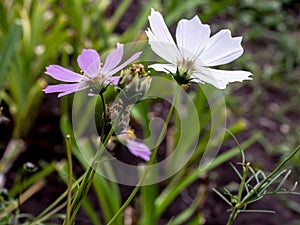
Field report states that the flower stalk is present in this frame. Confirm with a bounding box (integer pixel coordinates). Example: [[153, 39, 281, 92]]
[[107, 85, 180, 225], [65, 135, 72, 225], [64, 100, 126, 225]]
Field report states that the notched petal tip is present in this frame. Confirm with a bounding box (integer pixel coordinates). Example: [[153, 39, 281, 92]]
[[150, 8, 159, 16], [199, 28, 245, 66], [192, 68, 253, 89], [77, 49, 101, 77], [116, 43, 124, 49]]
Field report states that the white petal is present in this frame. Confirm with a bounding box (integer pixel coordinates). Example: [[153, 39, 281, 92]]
[[191, 67, 252, 89], [148, 63, 177, 73], [146, 9, 181, 64], [199, 29, 244, 66], [176, 16, 210, 61]]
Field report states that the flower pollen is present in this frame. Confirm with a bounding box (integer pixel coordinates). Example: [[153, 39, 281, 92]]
[[126, 129, 136, 140]]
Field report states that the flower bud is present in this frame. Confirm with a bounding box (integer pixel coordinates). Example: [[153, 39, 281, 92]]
[[118, 69, 133, 88], [118, 64, 152, 105], [108, 102, 130, 134], [140, 76, 151, 95]]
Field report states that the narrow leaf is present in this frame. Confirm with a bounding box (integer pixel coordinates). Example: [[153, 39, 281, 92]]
[[0, 22, 22, 86]]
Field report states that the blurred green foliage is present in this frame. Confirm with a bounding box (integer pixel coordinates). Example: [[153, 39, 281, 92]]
[[219, 0, 300, 167], [0, 0, 299, 224]]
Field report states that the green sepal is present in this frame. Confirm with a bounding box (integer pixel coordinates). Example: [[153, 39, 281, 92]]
[[171, 68, 193, 85]]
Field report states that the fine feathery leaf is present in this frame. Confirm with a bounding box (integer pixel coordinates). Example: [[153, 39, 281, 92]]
[[212, 188, 231, 206]]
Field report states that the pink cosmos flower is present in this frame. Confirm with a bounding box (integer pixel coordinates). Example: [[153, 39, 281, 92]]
[[43, 44, 142, 97]]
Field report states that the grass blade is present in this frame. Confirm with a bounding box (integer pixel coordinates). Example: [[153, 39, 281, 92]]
[[0, 21, 22, 86]]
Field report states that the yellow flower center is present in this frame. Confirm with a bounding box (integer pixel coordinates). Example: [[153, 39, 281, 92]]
[[126, 129, 136, 140]]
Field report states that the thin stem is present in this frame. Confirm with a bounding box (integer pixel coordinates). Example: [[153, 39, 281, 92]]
[[237, 162, 250, 202], [100, 92, 107, 140], [107, 85, 180, 225], [65, 101, 125, 225], [226, 162, 250, 225], [33, 175, 84, 223], [225, 145, 300, 225], [242, 145, 300, 204], [226, 208, 238, 225], [69, 169, 96, 223], [65, 135, 72, 225], [67, 126, 115, 225]]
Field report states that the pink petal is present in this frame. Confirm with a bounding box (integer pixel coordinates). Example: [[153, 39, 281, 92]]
[[77, 49, 101, 77], [102, 43, 124, 74], [108, 51, 142, 76], [43, 83, 88, 97], [126, 139, 151, 161], [45, 65, 83, 82], [104, 76, 121, 85]]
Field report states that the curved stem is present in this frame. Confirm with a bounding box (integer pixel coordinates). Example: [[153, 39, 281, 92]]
[[107, 85, 180, 225]]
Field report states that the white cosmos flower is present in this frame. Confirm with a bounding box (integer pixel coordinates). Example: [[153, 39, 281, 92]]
[[145, 8, 252, 89]]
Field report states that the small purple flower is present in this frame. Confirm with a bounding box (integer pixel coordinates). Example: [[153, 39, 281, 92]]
[[126, 139, 151, 161], [118, 129, 151, 161], [43, 44, 142, 97]]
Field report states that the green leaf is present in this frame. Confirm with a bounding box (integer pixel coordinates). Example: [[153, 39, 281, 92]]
[[0, 21, 22, 86], [0, 1, 8, 32], [139, 182, 158, 225], [155, 134, 260, 218], [166, 186, 204, 225]]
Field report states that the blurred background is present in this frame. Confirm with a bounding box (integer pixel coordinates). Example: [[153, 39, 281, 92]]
[[0, 0, 299, 224]]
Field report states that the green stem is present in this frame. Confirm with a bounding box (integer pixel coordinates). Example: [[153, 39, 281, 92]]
[[107, 86, 180, 225], [32, 175, 84, 224], [226, 162, 250, 225], [69, 169, 96, 223], [66, 126, 115, 225], [65, 101, 125, 224], [65, 135, 72, 225], [226, 207, 238, 225], [100, 92, 107, 140], [226, 145, 300, 225], [237, 162, 250, 202], [241, 145, 300, 204]]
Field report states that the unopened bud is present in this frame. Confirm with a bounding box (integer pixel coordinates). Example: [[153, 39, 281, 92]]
[[126, 75, 140, 92], [108, 103, 130, 134], [119, 69, 133, 87], [140, 76, 152, 95]]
